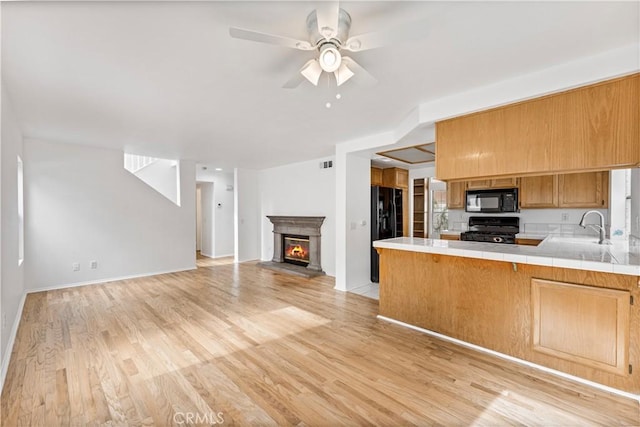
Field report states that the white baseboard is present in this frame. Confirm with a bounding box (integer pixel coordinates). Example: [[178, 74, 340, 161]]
[[26, 266, 196, 294], [377, 315, 640, 403], [199, 252, 234, 259], [0, 293, 27, 396], [213, 253, 234, 259]]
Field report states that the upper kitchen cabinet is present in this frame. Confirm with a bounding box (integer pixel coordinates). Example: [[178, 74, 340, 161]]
[[520, 171, 608, 209], [435, 73, 640, 181], [467, 177, 519, 190], [520, 175, 558, 208], [382, 168, 409, 189], [446, 181, 466, 209], [371, 167, 383, 186], [558, 171, 609, 208]]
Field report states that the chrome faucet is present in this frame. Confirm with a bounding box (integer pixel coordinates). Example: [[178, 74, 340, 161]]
[[578, 210, 606, 244]]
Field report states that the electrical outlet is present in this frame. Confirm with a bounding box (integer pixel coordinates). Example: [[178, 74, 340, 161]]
[[72, 262, 80, 272], [90, 260, 98, 269], [561, 213, 569, 221]]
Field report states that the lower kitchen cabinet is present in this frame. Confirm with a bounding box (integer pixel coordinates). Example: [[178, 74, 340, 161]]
[[531, 279, 629, 375], [378, 249, 639, 393]]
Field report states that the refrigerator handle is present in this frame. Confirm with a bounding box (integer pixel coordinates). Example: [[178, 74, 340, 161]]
[[391, 199, 397, 237]]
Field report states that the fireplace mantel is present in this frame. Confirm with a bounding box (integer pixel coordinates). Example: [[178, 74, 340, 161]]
[[267, 216, 325, 236], [263, 215, 325, 277]]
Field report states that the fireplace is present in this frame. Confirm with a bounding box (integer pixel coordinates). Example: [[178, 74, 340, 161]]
[[259, 216, 325, 278], [283, 235, 310, 266]]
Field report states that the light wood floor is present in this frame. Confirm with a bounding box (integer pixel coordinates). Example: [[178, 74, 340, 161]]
[[2, 256, 639, 426]]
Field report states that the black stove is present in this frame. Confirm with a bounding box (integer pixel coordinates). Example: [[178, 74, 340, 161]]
[[460, 216, 520, 244]]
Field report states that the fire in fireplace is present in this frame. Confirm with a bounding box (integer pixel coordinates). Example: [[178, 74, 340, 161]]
[[283, 235, 310, 266]]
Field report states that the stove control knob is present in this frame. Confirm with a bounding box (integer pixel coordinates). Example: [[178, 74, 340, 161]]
[[493, 236, 504, 243]]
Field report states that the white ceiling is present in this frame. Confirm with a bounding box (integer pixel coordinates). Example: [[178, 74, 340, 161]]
[[3, 1, 639, 170]]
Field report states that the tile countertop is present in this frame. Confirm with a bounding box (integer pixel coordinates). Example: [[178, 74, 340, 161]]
[[373, 235, 640, 276]]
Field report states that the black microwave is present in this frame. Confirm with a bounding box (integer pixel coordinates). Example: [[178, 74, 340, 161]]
[[465, 188, 519, 213]]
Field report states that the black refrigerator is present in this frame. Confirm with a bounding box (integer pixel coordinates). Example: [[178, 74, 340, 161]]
[[371, 186, 403, 282]]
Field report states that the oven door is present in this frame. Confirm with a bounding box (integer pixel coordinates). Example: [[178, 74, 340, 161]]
[[465, 191, 502, 213]]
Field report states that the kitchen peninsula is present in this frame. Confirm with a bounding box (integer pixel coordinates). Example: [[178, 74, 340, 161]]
[[373, 236, 640, 395]]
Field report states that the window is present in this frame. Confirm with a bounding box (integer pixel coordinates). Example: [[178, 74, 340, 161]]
[[17, 156, 24, 265]]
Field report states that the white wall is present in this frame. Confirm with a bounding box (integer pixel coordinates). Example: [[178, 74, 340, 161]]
[[1, 84, 25, 368], [199, 182, 215, 257], [134, 158, 180, 206], [24, 139, 196, 290], [258, 157, 336, 276], [335, 132, 396, 291], [344, 154, 370, 289], [213, 173, 234, 257], [196, 185, 202, 251], [196, 169, 235, 258], [234, 168, 260, 262]]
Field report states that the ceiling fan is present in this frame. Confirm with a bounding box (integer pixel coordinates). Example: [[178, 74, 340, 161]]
[[229, 3, 419, 89]]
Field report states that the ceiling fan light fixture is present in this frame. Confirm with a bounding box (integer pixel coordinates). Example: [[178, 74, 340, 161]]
[[318, 44, 342, 72], [334, 62, 355, 86], [300, 59, 323, 86]]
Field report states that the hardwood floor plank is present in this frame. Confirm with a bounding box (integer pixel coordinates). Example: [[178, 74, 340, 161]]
[[2, 257, 638, 426]]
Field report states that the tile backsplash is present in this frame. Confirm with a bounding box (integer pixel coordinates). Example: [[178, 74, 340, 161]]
[[630, 234, 640, 253], [522, 223, 597, 236]]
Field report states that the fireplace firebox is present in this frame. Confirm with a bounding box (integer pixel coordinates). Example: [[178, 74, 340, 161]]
[[258, 216, 325, 278], [283, 235, 310, 266]]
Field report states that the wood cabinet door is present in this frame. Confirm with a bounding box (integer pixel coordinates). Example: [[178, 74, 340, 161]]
[[396, 168, 409, 189], [436, 74, 639, 181], [491, 177, 519, 188], [531, 279, 629, 375], [382, 168, 408, 189], [371, 167, 382, 186], [466, 179, 491, 190], [447, 181, 466, 209], [558, 171, 608, 208], [520, 175, 558, 208], [551, 74, 640, 172]]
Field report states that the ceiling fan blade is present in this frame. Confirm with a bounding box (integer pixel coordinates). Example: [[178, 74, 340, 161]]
[[342, 57, 377, 86], [315, 1, 340, 40], [229, 27, 314, 51], [334, 62, 355, 87], [342, 20, 430, 52], [282, 72, 306, 89], [300, 59, 323, 86]]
